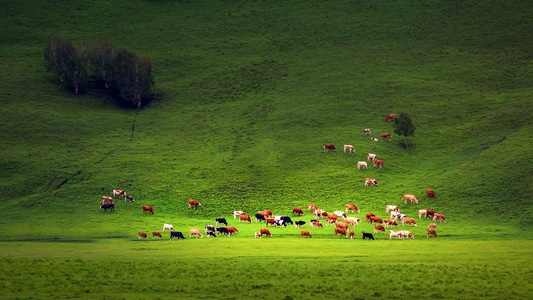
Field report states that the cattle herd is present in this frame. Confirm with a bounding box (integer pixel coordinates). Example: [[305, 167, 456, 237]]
[[101, 114, 446, 241]]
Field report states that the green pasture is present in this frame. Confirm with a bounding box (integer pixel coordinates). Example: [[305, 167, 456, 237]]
[[1, 0, 533, 299]]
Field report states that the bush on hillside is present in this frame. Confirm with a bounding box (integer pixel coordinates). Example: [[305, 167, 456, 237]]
[[393, 112, 416, 148], [44, 36, 154, 108]]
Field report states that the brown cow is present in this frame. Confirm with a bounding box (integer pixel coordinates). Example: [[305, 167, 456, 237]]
[[152, 232, 162, 239], [307, 204, 318, 212], [137, 232, 147, 239], [383, 219, 398, 228], [265, 218, 275, 227], [190, 229, 203, 238], [426, 230, 437, 238], [142, 205, 154, 214], [365, 213, 376, 222], [226, 226, 239, 235], [334, 227, 347, 237], [364, 178, 378, 187], [292, 207, 305, 216], [187, 199, 201, 209], [425, 210, 437, 219], [311, 221, 323, 228], [373, 159, 384, 168], [426, 189, 437, 198], [259, 228, 272, 238], [101, 196, 114, 204], [380, 133, 391, 141], [433, 213, 446, 223], [385, 114, 397, 122], [349, 230, 355, 239], [428, 223, 437, 229], [300, 230, 312, 238], [368, 216, 383, 225], [403, 194, 418, 204], [323, 144, 336, 152], [239, 214, 252, 224], [402, 217, 418, 227], [374, 225, 386, 233], [345, 204, 360, 213], [335, 222, 349, 231]]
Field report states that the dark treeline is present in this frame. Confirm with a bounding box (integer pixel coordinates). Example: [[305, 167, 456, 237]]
[[44, 36, 154, 108]]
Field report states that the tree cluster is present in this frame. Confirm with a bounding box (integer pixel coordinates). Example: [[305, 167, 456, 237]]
[[44, 36, 154, 108], [393, 113, 416, 148]]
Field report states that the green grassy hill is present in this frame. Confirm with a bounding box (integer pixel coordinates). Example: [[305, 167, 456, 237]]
[[1, 0, 532, 239]]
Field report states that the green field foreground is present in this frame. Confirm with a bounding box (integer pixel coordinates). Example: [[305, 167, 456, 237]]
[[1, 237, 531, 299]]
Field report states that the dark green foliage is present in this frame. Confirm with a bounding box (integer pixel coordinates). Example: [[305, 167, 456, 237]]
[[44, 36, 88, 94], [393, 113, 416, 148]]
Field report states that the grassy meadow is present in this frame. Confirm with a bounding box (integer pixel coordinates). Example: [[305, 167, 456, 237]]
[[1, 0, 532, 299]]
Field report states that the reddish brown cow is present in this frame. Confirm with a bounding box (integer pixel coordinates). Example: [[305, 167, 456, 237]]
[[152, 232, 162, 239], [260, 210, 273, 217], [265, 218, 275, 227], [323, 144, 336, 152], [260, 228, 272, 238], [428, 223, 437, 229], [365, 213, 376, 222], [335, 222, 349, 231], [426, 189, 437, 198], [226, 226, 239, 235], [373, 159, 384, 168], [374, 225, 386, 233], [349, 230, 355, 239], [292, 207, 304, 216], [311, 221, 323, 228], [190, 229, 203, 238], [239, 214, 252, 224], [425, 210, 437, 219], [368, 216, 383, 224], [137, 232, 147, 239], [307, 204, 318, 212], [300, 230, 312, 238], [384, 219, 398, 228], [142, 205, 154, 214], [402, 217, 418, 227], [334, 227, 347, 237], [345, 204, 360, 213], [426, 230, 438, 238], [403, 194, 419, 204], [187, 199, 201, 209], [380, 133, 391, 141], [385, 114, 397, 122], [433, 213, 446, 223], [327, 214, 339, 221], [101, 196, 114, 204]]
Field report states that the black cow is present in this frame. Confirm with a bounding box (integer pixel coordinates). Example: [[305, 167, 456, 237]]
[[216, 227, 229, 236], [362, 232, 374, 240], [205, 225, 215, 234], [274, 220, 287, 227], [99, 203, 114, 212], [125, 195, 134, 202], [170, 231, 185, 240], [255, 213, 266, 222], [279, 216, 293, 225], [216, 218, 227, 227], [295, 220, 306, 228], [206, 231, 217, 238]]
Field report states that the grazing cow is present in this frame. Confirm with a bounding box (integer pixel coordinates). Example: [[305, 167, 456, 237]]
[[367, 153, 376, 161], [364, 178, 378, 187], [255, 213, 266, 223], [101, 196, 113, 204], [112, 190, 126, 199], [428, 223, 437, 229], [383, 219, 398, 228], [391, 211, 406, 221], [402, 217, 418, 227], [99, 203, 114, 212], [300, 230, 312, 238], [323, 144, 336, 152], [170, 231, 185, 240], [334, 227, 347, 237], [357, 161, 368, 170], [274, 219, 287, 227], [205, 225, 215, 234], [400, 231, 414, 239], [314, 209, 327, 218], [344, 145, 355, 153], [418, 209, 427, 219], [385, 114, 397, 122], [216, 227, 229, 236], [187, 199, 201, 209], [343, 217, 361, 227], [163, 224, 174, 232], [349, 230, 355, 239], [254, 232, 262, 239], [333, 211, 347, 218], [265, 218, 276, 227], [425, 210, 437, 219], [307, 204, 318, 212], [380, 133, 391, 141], [335, 222, 349, 231], [403, 194, 418, 204], [226, 226, 239, 235], [215, 218, 228, 227], [426, 189, 437, 198], [365, 213, 376, 222], [327, 214, 339, 222], [142, 205, 154, 214], [368, 216, 383, 225], [311, 221, 323, 228], [433, 213, 446, 223], [260, 228, 272, 238], [362, 128, 372, 135], [152, 232, 162, 239], [385, 205, 399, 213], [426, 230, 437, 238], [371, 137, 379, 142], [345, 204, 360, 213], [278, 216, 294, 225], [233, 210, 244, 220], [190, 229, 203, 238], [362, 232, 375, 240], [124, 195, 134, 203], [239, 214, 252, 224], [137, 232, 147, 239], [295, 220, 306, 228], [258, 210, 273, 218], [374, 225, 386, 234], [206, 231, 217, 238], [389, 230, 403, 240], [373, 159, 384, 168], [292, 207, 304, 216]]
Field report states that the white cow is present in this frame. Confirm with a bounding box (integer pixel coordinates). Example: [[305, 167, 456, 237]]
[[334, 211, 347, 218], [364, 178, 378, 187], [343, 145, 355, 153], [389, 230, 403, 240], [163, 224, 174, 232], [418, 209, 427, 219], [362, 128, 371, 135], [399, 230, 414, 239], [367, 153, 376, 161], [371, 137, 379, 142], [233, 210, 244, 220], [112, 189, 126, 199], [343, 216, 361, 226], [357, 161, 368, 170], [385, 205, 399, 214]]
